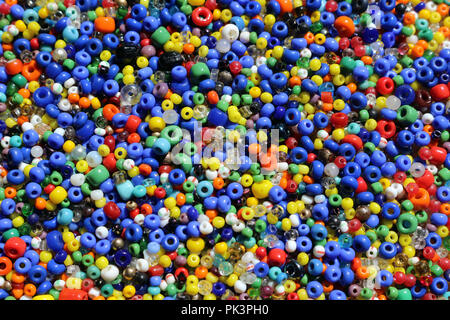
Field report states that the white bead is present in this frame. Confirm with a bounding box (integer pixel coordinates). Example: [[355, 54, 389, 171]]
[[90, 189, 104, 201], [158, 207, 170, 220], [67, 86, 79, 94], [422, 113, 434, 124], [378, 137, 388, 148], [70, 173, 85, 186], [301, 195, 314, 205], [31, 158, 41, 166], [64, 78, 76, 88], [443, 40, 450, 49], [215, 38, 231, 53], [58, 99, 71, 111], [277, 162, 288, 172], [408, 257, 419, 265], [94, 128, 106, 136], [426, 2, 437, 10], [285, 240, 297, 253], [54, 128, 65, 137], [324, 163, 339, 177], [226, 213, 238, 225], [21, 122, 34, 132], [159, 280, 168, 291], [317, 129, 329, 140], [275, 284, 285, 295], [313, 245, 325, 258], [31, 146, 43, 158], [18, 162, 28, 172], [136, 259, 149, 273], [88, 287, 101, 299], [187, 176, 198, 185], [123, 159, 135, 171], [300, 48, 311, 58], [410, 162, 425, 178], [218, 166, 231, 179], [165, 273, 176, 284], [159, 218, 169, 228], [222, 24, 239, 42], [101, 265, 119, 282], [391, 183, 404, 198], [234, 280, 247, 293], [54, 279, 65, 291], [86, 151, 102, 168], [20, 295, 32, 300], [1, 137, 10, 148], [95, 226, 109, 239], [298, 68, 308, 79], [366, 246, 378, 259], [30, 115, 42, 125], [241, 252, 254, 264], [221, 94, 232, 103], [314, 195, 326, 204], [134, 214, 145, 225], [205, 169, 218, 180], [199, 221, 213, 235], [239, 30, 250, 43], [0, 277, 4, 288], [232, 220, 245, 232], [386, 95, 401, 110], [289, 214, 300, 227], [426, 164, 438, 175], [339, 221, 349, 233], [384, 186, 397, 200], [31, 237, 41, 249], [159, 172, 169, 184]]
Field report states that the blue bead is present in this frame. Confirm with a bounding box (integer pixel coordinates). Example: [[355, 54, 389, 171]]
[[430, 277, 448, 295], [336, 1, 352, 15], [28, 265, 47, 284], [382, 202, 400, 220], [352, 235, 371, 252]]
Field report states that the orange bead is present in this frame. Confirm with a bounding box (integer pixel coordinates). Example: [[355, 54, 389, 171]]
[[351, 257, 361, 271], [416, 40, 428, 50], [347, 83, 357, 93], [213, 177, 224, 189], [12, 289, 23, 299], [5, 0, 17, 5], [423, 124, 434, 135], [361, 56, 373, 65], [24, 283, 36, 297], [35, 197, 47, 210], [78, 97, 91, 109], [322, 281, 333, 293], [176, 193, 186, 206], [0, 257, 12, 275], [248, 143, 261, 155], [94, 17, 116, 33], [304, 32, 315, 44], [68, 93, 80, 103], [412, 45, 424, 58], [440, 203, 450, 215], [17, 115, 29, 126], [275, 0, 293, 14], [356, 266, 370, 279], [140, 203, 153, 215], [403, 12, 416, 24], [437, 3, 449, 16], [279, 178, 288, 189], [17, 88, 30, 99], [289, 76, 301, 87], [11, 272, 26, 283], [4, 187, 16, 198], [127, 132, 141, 144], [207, 90, 219, 104], [409, 188, 430, 210], [22, 60, 41, 81], [5, 59, 23, 75], [93, 295, 106, 300], [205, 209, 218, 221], [183, 43, 195, 54], [334, 16, 355, 37], [138, 163, 152, 176], [195, 266, 208, 279], [103, 104, 120, 121], [303, 175, 314, 184], [439, 26, 450, 38]]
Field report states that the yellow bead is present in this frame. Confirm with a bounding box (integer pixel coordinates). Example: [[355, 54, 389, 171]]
[[437, 226, 449, 238], [297, 252, 309, 266], [309, 58, 321, 71], [49, 186, 67, 204], [123, 74, 135, 85], [399, 234, 411, 247], [63, 140, 76, 153], [170, 93, 182, 105], [369, 202, 381, 214], [123, 285, 136, 298], [95, 256, 109, 269], [12, 216, 24, 228], [272, 46, 284, 59], [186, 237, 205, 253], [95, 7, 105, 17], [40, 251, 52, 263], [249, 86, 261, 98], [251, 180, 273, 199], [298, 288, 308, 300], [403, 246, 415, 258], [311, 75, 323, 86], [226, 274, 238, 287], [190, 35, 202, 47], [332, 128, 345, 141], [186, 284, 199, 295], [342, 197, 354, 210], [114, 147, 127, 159], [148, 117, 166, 132], [122, 65, 134, 75], [161, 99, 174, 111], [264, 14, 276, 27], [91, 97, 101, 109], [66, 277, 82, 289], [418, 9, 431, 20], [240, 174, 253, 187], [159, 255, 172, 268], [365, 119, 378, 131], [214, 242, 228, 255], [260, 92, 273, 103], [281, 218, 291, 231], [180, 107, 193, 120], [136, 56, 149, 68], [199, 45, 209, 57], [98, 144, 110, 157]]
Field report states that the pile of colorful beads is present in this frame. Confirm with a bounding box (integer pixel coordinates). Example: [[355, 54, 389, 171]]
[[0, 0, 448, 301]]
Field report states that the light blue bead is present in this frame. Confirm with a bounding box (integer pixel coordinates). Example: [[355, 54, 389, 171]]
[[116, 180, 134, 200], [57, 208, 73, 226], [133, 185, 147, 198]]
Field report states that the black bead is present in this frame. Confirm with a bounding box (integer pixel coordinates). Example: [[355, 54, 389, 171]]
[[156, 51, 183, 71], [116, 42, 140, 67], [395, 3, 406, 16], [352, 0, 369, 14]]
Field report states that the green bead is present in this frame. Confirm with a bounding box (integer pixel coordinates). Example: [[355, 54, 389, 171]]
[[180, 4, 192, 14], [86, 265, 101, 279], [401, 26, 414, 36], [400, 56, 413, 68], [183, 180, 195, 193], [396, 213, 418, 234], [49, 289, 60, 300], [360, 288, 373, 299], [288, 164, 299, 175], [50, 171, 63, 185], [241, 68, 252, 77], [177, 247, 189, 257], [340, 56, 356, 72], [101, 284, 114, 297], [397, 288, 412, 300], [241, 227, 253, 238], [415, 211, 428, 224], [4, 51, 15, 60], [82, 254, 94, 267], [241, 94, 252, 105], [231, 93, 241, 106], [329, 194, 342, 207], [228, 171, 240, 181], [393, 75, 404, 86], [396, 105, 418, 126], [366, 230, 377, 243], [185, 192, 194, 204], [72, 251, 83, 263], [250, 31, 258, 43], [81, 183, 91, 196], [267, 57, 277, 68], [11, 74, 27, 88], [359, 110, 369, 122], [190, 62, 210, 84], [116, 159, 124, 170], [63, 59, 75, 70], [310, 22, 323, 34], [166, 283, 177, 296], [444, 236, 450, 251], [371, 182, 383, 194], [254, 219, 266, 233], [401, 200, 414, 211], [376, 225, 389, 238], [2, 228, 19, 240], [217, 100, 229, 112], [306, 218, 315, 227], [387, 287, 398, 300], [347, 122, 360, 134], [160, 125, 183, 145], [4, 296, 16, 300], [418, 29, 433, 41], [441, 130, 449, 142], [292, 85, 301, 95], [438, 168, 450, 182], [422, 50, 435, 61], [363, 142, 376, 154], [250, 163, 260, 175], [15, 189, 26, 202], [6, 82, 18, 96], [430, 264, 443, 277], [87, 63, 98, 75], [415, 18, 428, 31], [360, 13, 371, 26], [85, 165, 110, 187], [129, 243, 141, 256]]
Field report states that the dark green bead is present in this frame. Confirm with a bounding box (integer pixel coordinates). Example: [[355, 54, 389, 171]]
[[387, 287, 398, 300], [189, 62, 210, 84], [397, 213, 418, 234]]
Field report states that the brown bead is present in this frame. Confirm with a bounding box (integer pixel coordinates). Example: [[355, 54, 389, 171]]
[[123, 266, 136, 280], [299, 208, 312, 220], [355, 205, 371, 221], [126, 201, 138, 211], [415, 89, 432, 108], [111, 238, 125, 250]]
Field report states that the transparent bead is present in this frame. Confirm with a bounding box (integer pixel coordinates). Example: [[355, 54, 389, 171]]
[[324, 163, 339, 177], [270, 173, 283, 185], [210, 68, 219, 82], [321, 176, 337, 189], [386, 95, 401, 110], [200, 255, 214, 268], [153, 0, 165, 9], [193, 105, 209, 119], [253, 204, 267, 218], [409, 162, 425, 178], [20, 50, 33, 63], [263, 234, 279, 248], [52, 48, 67, 62], [162, 109, 179, 124], [66, 265, 81, 277], [218, 261, 233, 276], [120, 84, 142, 106], [216, 39, 231, 54], [233, 260, 247, 275], [240, 272, 257, 285], [112, 170, 127, 184], [86, 151, 102, 168], [413, 238, 426, 250], [70, 145, 87, 161], [198, 280, 212, 295], [284, 229, 299, 240], [436, 247, 448, 258]]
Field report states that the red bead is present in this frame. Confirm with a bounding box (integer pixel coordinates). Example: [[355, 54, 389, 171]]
[[229, 61, 242, 76], [306, 153, 316, 163], [267, 248, 286, 267], [422, 293, 436, 300], [104, 135, 116, 151], [376, 120, 396, 138], [423, 247, 436, 260], [427, 184, 437, 198], [125, 115, 141, 133], [393, 171, 406, 184], [348, 218, 362, 232], [330, 112, 348, 128], [342, 134, 363, 150], [174, 267, 189, 280], [0, 3, 10, 15], [30, 38, 39, 50], [205, 0, 218, 10], [430, 84, 450, 101], [438, 258, 450, 271], [81, 278, 95, 292], [104, 202, 121, 220], [338, 37, 350, 50], [429, 146, 447, 165], [44, 184, 55, 194], [365, 87, 376, 96], [191, 7, 213, 27], [129, 208, 140, 219], [140, 39, 150, 47], [416, 170, 434, 189], [355, 177, 367, 193], [418, 147, 432, 161], [149, 265, 164, 276], [285, 137, 298, 149], [376, 77, 395, 95], [4, 237, 26, 259], [354, 45, 366, 57], [393, 272, 405, 285], [154, 187, 166, 199], [350, 36, 363, 48], [255, 246, 267, 259], [287, 292, 299, 300], [405, 182, 419, 196], [403, 274, 416, 287], [59, 288, 88, 300], [285, 179, 298, 193], [102, 153, 117, 172], [325, 0, 338, 11], [158, 165, 172, 174], [334, 156, 347, 169], [167, 251, 178, 260]]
